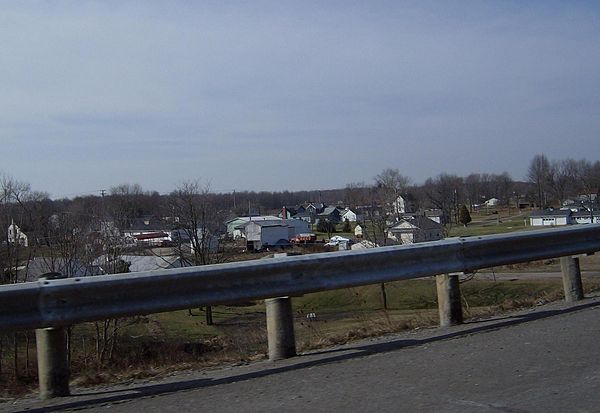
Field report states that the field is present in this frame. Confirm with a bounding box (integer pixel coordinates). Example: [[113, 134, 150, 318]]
[[447, 208, 532, 237]]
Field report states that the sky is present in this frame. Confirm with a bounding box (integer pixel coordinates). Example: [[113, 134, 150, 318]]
[[2, 1, 600, 198]]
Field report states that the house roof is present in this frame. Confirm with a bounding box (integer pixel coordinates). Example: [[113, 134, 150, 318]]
[[319, 206, 340, 216], [120, 255, 184, 272], [294, 211, 315, 218], [133, 232, 169, 241], [281, 206, 298, 215], [390, 216, 443, 231], [351, 240, 378, 250], [226, 216, 281, 225], [572, 210, 600, 218], [529, 209, 572, 218], [424, 209, 444, 217], [16, 257, 105, 281], [243, 219, 287, 228]]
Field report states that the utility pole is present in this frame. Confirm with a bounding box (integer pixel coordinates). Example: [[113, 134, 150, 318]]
[[99, 189, 106, 227]]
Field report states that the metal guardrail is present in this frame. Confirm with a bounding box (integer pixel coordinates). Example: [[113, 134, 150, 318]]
[[1, 224, 600, 332]]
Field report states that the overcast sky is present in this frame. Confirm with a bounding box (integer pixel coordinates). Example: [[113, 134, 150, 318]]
[[2, 1, 600, 198]]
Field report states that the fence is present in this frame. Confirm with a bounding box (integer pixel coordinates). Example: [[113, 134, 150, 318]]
[[1, 224, 600, 398]]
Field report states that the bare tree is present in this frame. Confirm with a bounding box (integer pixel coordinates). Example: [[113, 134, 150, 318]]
[[490, 172, 514, 207], [375, 168, 411, 220], [107, 183, 147, 230], [547, 159, 577, 206], [464, 174, 482, 212], [359, 185, 393, 310], [0, 173, 46, 380], [576, 159, 600, 202], [170, 180, 226, 325], [423, 174, 464, 225], [527, 154, 551, 208], [344, 182, 371, 208]]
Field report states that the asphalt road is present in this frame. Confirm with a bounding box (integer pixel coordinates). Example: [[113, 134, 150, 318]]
[[6, 295, 600, 413]]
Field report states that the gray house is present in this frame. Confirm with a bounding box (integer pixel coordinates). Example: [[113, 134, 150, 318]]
[[242, 219, 310, 251], [318, 206, 342, 224], [244, 220, 291, 251]]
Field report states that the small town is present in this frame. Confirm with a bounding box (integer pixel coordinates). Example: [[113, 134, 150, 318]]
[[2, 2, 600, 412], [3, 155, 600, 282], [2, 153, 600, 403]]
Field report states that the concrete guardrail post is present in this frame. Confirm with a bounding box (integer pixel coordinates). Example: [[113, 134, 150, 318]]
[[436, 273, 463, 327], [36, 273, 70, 399], [36, 327, 70, 399], [265, 253, 296, 361], [560, 256, 584, 302], [265, 296, 297, 360]]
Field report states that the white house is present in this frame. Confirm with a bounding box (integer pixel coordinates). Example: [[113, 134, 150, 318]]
[[340, 208, 358, 222], [354, 224, 363, 238], [484, 198, 500, 207], [387, 216, 444, 244], [393, 195, 415, 216], [7, 221, 28, 247], [568, 210, 600, 224], [529, 209, 572, 226]]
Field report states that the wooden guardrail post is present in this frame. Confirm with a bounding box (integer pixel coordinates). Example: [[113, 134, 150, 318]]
[[560, 256, 584, 302], [36, 273, 70, 399], [436, 273, 463, 327]]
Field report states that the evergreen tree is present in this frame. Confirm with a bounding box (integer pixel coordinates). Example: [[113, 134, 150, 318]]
[[458, 204, 472, 227], [343, 218, 351, 233]]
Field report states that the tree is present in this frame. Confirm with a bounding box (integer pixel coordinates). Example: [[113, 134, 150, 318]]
[[423, 174, 464, 225], [344, 182, 370, 208], [464, 174, 482, 212], [317, 219, 336, 238], [490, 172, 514, 207], [342, 218, 351, 233], [576, 159, 600, 202], [171, 180, 225, 325], [547, 159, 577, 206], [527, 154, 550, 208], [0, 174, 54, 380], [375, 168, 410, 220], [458, 205, 472, 227]]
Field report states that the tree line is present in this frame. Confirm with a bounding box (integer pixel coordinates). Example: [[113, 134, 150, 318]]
[[527, 154, 600, 208]]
